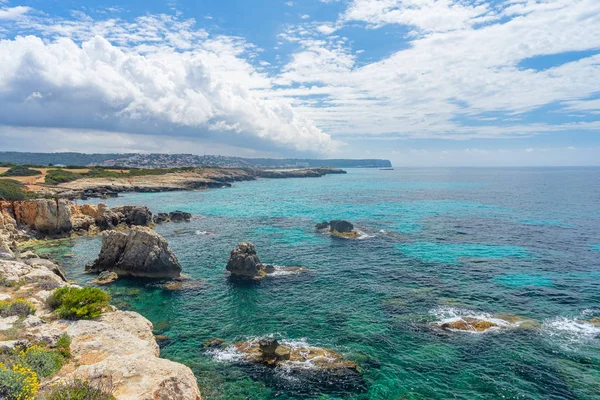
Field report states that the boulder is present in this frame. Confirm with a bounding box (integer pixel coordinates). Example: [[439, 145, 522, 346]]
[[225, 242, 267, 279], [315, 221, 329, 230], [202, 337, 225, 349], [23, 258, 68, 282], [93, 270, 119, 285], [94, 203, 121, 230], [153, 213, 170, 224], [87, 227, 182, 279], [329, 220, 354, 233], [112, 206, 153, 226], [169, 211, 191, 222]]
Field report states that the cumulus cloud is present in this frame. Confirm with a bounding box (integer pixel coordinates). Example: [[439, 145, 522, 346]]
[[0, 12, 337, 155], [0, 5, 31, 20]]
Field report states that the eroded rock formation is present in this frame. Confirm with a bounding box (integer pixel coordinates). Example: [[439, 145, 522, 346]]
[[226, 242, 267, 279], [87, 227, 182, 279]]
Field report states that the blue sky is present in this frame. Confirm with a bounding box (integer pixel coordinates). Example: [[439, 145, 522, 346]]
[[0, 0, 599, 165]]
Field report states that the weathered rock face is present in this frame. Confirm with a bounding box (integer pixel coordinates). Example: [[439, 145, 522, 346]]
[[11, 199, 73, 234], [329, 220, 354, 233], [226, 242, 267, 279], [169, 210, 192, 222], [87, 227, 182, 278], [112, 206, 153, 226], [0, 235, 13, 259]]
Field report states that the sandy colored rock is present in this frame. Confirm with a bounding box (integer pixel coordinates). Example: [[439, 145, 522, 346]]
[[13, 199, 72, 234], [93, 270, 119, 285], [440, 317, 499, 332]]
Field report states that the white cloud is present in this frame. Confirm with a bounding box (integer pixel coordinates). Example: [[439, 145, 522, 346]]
[[342, 0, 495, 33], [274, 0, 600, 139], [0, 5, 31, 20], [0, 13, 338, 154]]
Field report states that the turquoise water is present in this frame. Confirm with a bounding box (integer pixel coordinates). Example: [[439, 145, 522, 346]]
[[40, 168, 600, 399]]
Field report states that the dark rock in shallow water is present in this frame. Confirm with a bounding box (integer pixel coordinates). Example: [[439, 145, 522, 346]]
[[329, 220, 354, 233], [315, 221, 330, 230], [153, 213, 170, 224], [226, 242, 267, 279], [86, 226, 182, 279], [169, 211, 192, 222], [203, 337, 225, 349], [112, 205, 153, 226]]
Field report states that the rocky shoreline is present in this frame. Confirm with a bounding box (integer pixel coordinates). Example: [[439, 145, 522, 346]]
[[46, 167, 346, 199], [0, 248, 201, 399]]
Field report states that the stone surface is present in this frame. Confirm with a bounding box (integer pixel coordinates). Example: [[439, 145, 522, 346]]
[[226, 242, 267, 279], [169, 211, 192, 222], [13, 199, 73, 234], [315, 221, 329, 230], [329, 220, 354, 233], [112, 206, 153, 226], [93, 270, 119, 285], [440, 317, 499, 332], [235, 339, 357, 371], [87, 227, 182, 278]]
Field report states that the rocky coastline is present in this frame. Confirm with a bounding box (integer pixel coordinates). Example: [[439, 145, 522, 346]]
[[47, 167, 346, 199], [0, 199, 202, 399]]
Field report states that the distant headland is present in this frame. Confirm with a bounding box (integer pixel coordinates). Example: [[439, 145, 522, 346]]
[[0, 152, 392, 169]]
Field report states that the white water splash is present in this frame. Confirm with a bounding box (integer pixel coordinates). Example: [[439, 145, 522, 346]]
[[429, 306, 519, 333], [541, 312, 600, 350]]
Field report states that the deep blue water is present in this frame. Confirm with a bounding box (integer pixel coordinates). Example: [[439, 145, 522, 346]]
[[38, 168, 600, 399]]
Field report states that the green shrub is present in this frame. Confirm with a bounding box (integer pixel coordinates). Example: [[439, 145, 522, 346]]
[[0, 298, 37, 318], [0, 362, 39, 400], [45, 169, 82, 185], [0, 166, 42, 177], [0, 179, 33, 201], [14, 345, 63, 378], [47, 287, 110, 320], [43, 377, 116, 400]]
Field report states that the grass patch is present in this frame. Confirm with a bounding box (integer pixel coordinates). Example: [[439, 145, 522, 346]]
[[0, 166, 42, 177], [47, 287, 110, 320]]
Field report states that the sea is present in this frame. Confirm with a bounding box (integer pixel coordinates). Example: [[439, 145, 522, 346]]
[[35, 167, 600, 399]]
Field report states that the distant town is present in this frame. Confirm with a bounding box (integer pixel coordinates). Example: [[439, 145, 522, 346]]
[[0, 152, 392, 169]]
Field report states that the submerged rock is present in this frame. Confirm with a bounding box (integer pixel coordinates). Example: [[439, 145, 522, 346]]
[[203, 337, 225, 349], [226, 242, 267, 279], [439, 317, 499, 332], [93, 270, 119, 285], [234, 338, 358, 371], [87, 227, 182, 279]]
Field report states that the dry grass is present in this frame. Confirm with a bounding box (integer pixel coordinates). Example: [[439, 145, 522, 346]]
[[0, 168, 130, 192]]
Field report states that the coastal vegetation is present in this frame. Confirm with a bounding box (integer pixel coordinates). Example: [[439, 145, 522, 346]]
[[0, 166, 42, 177], [46, 287, 111, 320], [0, 298, 37, 318], [0, 179, 34, 201], [44, 377, 116, 400]]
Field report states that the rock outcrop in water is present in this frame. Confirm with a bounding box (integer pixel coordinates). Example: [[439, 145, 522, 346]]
[[234, 338, 358, 371], [87, 227, 182, 279], [226, 242, 267, 279], [316, 220, 360, 239], [438, 317, 499, 332], [153, 210, 192, 224], [225, 242, 309, 279]]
